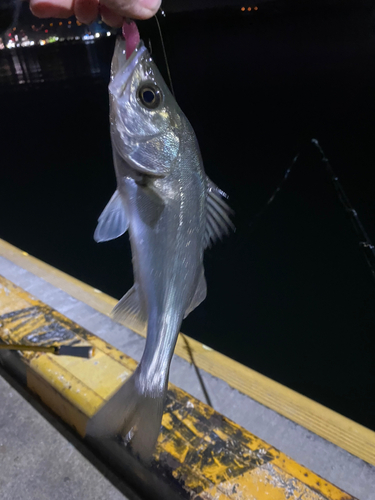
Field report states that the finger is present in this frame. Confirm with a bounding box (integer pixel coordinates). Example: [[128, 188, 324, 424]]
[[100, 4, 123, 28], [74, 0, 99, 24], [100, 0, 161, 20], [30, 0, 74, 18]]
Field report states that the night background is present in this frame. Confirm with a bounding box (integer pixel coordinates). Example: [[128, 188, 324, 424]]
[[1, 0, 375, 431]]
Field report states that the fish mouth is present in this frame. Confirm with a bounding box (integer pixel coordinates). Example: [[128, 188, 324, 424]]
[[109, 38, 148, 98]]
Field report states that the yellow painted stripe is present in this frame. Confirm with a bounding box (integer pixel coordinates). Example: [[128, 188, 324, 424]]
[[0, 275, 356, 499], [0, 238, 374, 466]]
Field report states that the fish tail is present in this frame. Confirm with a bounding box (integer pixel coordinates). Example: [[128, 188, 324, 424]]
[[86, 365, 166, 462]]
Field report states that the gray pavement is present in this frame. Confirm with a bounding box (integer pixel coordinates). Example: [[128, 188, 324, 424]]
[[0, 256, 374, 499], [0, 367, 140, 500]]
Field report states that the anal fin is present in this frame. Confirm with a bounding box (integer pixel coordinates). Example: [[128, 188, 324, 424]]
[[184, 270, 207, 318], [112, 284, 147, 334]]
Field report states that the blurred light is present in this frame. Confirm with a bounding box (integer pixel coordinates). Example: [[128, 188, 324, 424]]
[[77, 21, 82, 26], [59, 22, 63, 26], [98, 20, 102, 24], [45, 29, 48, 33], [241, 6, 245, 11], [254, 6, 258, 10], [50, 23, 53, 27], [107, 31, 111, 37], [30, 41, 35, 46], [247, 7, 251, 11], [13, 27, 16, 31], [95, 33, 100, 38], [39, 40, 46, 46], [68, 21, 72, 24]]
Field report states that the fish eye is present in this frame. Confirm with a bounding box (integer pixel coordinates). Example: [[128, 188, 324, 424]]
[[137, 83, 162, 109]]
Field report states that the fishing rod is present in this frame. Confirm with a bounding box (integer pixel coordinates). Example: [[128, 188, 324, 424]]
[[312, 138, 375, 283], [249, 138, 375, 285], [0, 343, 95, 358], [249, 152, 299, 228]]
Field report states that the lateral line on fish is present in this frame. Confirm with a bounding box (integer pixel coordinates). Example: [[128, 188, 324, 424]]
[[154, 11, 215, 409]]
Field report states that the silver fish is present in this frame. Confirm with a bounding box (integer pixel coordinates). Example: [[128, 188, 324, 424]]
[[87, 37, 234, 460]]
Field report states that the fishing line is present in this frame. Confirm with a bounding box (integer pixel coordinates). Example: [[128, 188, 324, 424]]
[[154, 11, 175, 97], [180, 334, 213, 408]]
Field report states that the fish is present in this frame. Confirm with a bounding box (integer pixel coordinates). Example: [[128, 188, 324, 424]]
[[86, 28, 234, 461]]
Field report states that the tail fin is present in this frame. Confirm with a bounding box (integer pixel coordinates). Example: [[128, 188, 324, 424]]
[[86, 368, 166, 462]]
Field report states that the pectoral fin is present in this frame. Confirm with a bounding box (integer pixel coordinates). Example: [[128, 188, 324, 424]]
[[94, 190, 129, 243], [204, 178, 235, 248]]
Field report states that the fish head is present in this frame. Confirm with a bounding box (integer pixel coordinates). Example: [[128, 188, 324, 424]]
[[110, 38, 181, 177]]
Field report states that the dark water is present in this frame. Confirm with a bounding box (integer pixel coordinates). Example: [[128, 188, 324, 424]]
[[1, 3, 375, 430]]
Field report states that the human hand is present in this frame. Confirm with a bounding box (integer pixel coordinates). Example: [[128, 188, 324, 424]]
[[29, 0, 161, 27]]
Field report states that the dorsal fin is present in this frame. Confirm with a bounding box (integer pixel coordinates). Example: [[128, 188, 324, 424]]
[[205, 178, 235, 248]]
